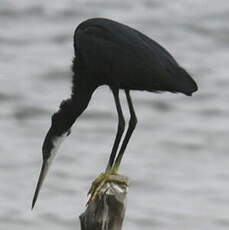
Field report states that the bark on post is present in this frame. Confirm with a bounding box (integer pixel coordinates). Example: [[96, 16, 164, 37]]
[[79, 174, 128, 230]]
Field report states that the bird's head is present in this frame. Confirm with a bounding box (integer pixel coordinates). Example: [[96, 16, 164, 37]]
[[32, 94, 94, 208], [42, 99, 74, 161]]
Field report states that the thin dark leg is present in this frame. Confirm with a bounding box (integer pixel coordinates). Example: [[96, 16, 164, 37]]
[[106, 88, 125, 171], [113, 90, 137, 171]]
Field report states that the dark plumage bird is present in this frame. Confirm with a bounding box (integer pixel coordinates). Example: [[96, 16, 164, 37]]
[[32, 18, 198, 208]]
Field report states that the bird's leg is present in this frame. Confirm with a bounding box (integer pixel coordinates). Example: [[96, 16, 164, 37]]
[[106, 88, 125, 171], [88, 88, 126, 203], [112, 90, 137, 173]]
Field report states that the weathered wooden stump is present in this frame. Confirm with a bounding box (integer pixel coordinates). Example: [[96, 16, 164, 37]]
[[79, 174, 128, 230]]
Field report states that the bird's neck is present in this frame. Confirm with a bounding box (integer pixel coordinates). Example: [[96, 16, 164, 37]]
[[71, 84, 95, 118]]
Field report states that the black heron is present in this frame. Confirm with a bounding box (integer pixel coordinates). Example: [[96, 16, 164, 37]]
[[32, 18, 198, 208]]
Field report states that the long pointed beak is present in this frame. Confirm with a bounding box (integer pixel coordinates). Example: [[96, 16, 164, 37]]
[[32, 159, 50, 209], [31, 133, 67, 209]]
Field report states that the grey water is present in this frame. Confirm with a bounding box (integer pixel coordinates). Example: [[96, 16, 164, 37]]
[[1, 0, 229, 229]]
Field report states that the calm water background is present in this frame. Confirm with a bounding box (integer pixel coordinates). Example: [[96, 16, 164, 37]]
[[0, 0, 229, 229]]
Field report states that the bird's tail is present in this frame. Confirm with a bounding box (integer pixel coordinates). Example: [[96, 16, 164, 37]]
[[172, 67, 198, 96]]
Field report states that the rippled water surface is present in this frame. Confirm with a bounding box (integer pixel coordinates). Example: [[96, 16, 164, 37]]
[[1, 0, 229, 229]]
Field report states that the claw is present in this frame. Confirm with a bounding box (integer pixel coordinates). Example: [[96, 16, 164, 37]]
[[87, 172, 105, 196], [87, 170, 127, 205]]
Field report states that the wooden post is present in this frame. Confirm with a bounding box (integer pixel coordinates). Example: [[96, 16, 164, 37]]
[[79, 174, 128, 230]]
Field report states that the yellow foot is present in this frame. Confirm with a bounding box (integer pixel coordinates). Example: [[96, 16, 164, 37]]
[[87, 169, 127, 205]]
